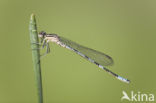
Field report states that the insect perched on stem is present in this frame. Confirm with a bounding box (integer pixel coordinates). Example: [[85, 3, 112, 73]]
[[38, 31, 130, 83]]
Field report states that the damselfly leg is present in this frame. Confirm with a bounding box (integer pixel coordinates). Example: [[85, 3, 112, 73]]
[[31, 39, 51, 58], [40, 41, 50, 58]]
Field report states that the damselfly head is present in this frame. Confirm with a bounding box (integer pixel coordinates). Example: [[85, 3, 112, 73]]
[[39, 31, 47, 38]]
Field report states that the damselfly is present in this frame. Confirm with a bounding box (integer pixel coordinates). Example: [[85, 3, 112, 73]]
[[38, 31, 130, 83]]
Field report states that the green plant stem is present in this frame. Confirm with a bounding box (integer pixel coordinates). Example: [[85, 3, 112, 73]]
[[29, 14, 43, 103]]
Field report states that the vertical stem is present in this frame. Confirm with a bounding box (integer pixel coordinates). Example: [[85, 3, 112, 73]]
[[29, 14, 43, 103]]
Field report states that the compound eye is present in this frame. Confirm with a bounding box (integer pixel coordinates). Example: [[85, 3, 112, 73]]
[[39, 31, 46, 37], [40, 31, 46, 35]]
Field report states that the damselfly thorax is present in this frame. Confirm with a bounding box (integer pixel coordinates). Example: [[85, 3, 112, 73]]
[[39, 32, 66, 47]]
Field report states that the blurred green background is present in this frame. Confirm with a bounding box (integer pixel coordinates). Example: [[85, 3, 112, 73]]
[[0, 0, 156, 103]]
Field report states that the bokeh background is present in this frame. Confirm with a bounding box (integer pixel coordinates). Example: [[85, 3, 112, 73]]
[[0, 0, 156, 103]]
